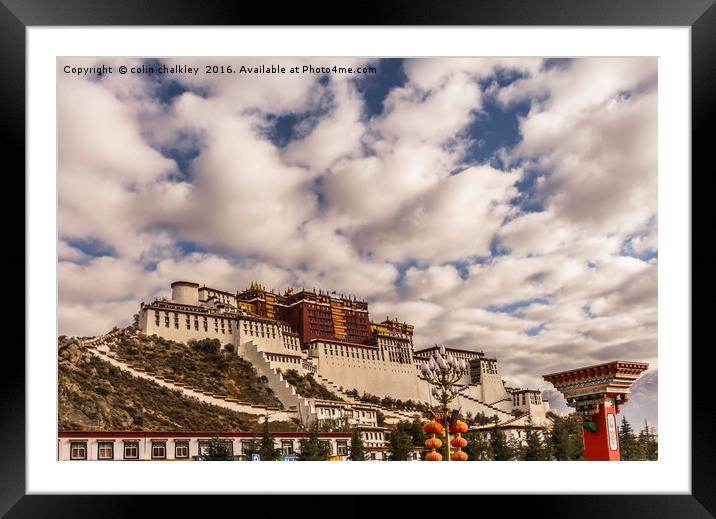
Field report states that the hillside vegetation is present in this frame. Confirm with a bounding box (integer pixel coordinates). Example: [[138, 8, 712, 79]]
[[111, 332, 282, 407], [60, 339, 250, 430], [281, 369, 343, 401], [58, 336, 298, 432]]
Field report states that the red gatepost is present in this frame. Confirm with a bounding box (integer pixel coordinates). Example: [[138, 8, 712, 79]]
[[543, 361, 649, 461]]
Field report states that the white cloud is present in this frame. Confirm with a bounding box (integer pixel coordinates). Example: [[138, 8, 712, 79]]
[[354, 165, 520, 263]]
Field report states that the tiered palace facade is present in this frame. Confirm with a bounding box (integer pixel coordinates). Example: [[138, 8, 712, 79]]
[[138, 281, 551, 431]]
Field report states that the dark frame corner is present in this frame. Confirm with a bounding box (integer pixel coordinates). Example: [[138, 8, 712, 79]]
[[4, 0, 714, 516]]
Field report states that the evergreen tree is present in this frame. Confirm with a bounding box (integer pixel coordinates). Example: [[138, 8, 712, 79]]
[[522, 418, 548, 460], [205, 435, 232, 460], [241, 434, 260, 460], [548, 413, 584, 460], [395, 418, 426, 447], [298, 421, 330, 461], [507, 435, 523, 460], [348, 428, 367, 461], [319, 417, 349, 433], [376, 410, 386, 427], [465, 431, 493, 460], [489, 417, 513, 461], [388, 430, 413, 461], [638, 420, 658, 461], [618, 416, 644, 460], [258, 416, 282, 461]]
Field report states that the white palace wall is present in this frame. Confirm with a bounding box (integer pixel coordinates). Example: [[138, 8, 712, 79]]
[[308, 342, 429, 402], [140, 307, 240, 346]]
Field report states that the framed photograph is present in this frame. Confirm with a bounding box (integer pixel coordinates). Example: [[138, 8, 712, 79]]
[[7, 0, 713, 516]]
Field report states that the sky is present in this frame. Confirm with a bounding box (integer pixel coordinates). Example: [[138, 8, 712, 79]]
[[58, 57, 658, 429]]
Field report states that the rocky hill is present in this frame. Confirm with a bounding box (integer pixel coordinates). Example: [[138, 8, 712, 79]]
[[109, 331, 282, 407], [58, 336, 297, 432]]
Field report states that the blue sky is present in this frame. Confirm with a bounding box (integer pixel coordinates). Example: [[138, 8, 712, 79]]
[[58, 57, 658, 428]]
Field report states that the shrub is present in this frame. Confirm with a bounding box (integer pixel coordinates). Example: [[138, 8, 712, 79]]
[[189, 338, 221, 355]]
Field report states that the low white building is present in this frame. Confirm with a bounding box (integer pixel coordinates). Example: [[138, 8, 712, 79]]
[[58, 430, 352, 461]]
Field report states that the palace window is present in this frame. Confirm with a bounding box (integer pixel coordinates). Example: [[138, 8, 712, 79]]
[[281, 441, 294, 456], [70, 441, 87, 460], [151, 441, 166, 459], [175, 441, 189, 459], [337, 441, 348, 456], [97, 441, 114, 460], [123, 441, 139, 459]]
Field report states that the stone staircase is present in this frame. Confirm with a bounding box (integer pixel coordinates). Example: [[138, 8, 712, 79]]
[[80, 333, 294, 423], [239, 340, 319, 426], [460, 392, 513, 422]]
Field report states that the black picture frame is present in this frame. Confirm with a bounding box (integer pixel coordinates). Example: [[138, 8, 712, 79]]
[[4, 0, 713, 516]]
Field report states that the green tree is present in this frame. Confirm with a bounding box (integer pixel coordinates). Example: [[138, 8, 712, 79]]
[[465, 431, 493, 460], [241, 435, 260, 460], [507, 435, 523, 460], [548, 413, 584, 460], [522, 418, 549, 460], [489, 417, 514, 461], [388, 430, 413, 461], [376, 410, 386, 427], [298, 421, 330, 461], [319, 417, 349, 433], [348, 428, 367, 461], [395, 418, 426, 447], [381, 396, 396, 409], [638, 420, 658, 461], [619, 416, 644, 460], [258, 416, 282, 461], [205, 435, 232, 460]]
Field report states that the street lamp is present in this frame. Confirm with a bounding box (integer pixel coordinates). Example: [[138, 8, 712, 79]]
[[419, 345, 470, 461]]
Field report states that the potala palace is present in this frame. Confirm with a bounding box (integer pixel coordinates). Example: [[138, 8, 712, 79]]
[[138, 281, 551, 427], [59, 280, 555, 461]]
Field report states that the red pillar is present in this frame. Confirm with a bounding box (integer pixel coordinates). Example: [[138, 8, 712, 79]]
[[582, 396, 621, 461]]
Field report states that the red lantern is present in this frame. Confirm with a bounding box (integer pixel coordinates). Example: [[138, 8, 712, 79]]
[[449, 420, 468, 434], [451, 450, 468, 461], [426, 451, 443, 461], [451, 436, 467, 449], [455, 420, 469, 433], [425, 437, 443, 450], [423, 421, 444, 434]]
